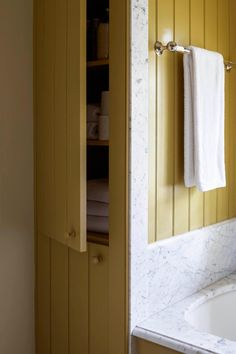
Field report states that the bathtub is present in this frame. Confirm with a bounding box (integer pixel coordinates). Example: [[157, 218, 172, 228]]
[[133, 273, 236, 354], [185, 289, 236, 342]]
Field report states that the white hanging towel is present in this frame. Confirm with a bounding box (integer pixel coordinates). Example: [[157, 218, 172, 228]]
[[183, 46, 226, 192]]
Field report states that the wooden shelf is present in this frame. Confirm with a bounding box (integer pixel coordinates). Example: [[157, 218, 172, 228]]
[[87, 139, 109, 146], [87, 59, 109, 68], [87, 232, 109, 246]]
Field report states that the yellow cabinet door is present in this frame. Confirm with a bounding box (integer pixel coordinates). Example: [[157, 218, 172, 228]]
[[36, 235, 109, 354], [35, 0, 86, 251], [89, 243, 109, 354], [36, 234, 89, 354]]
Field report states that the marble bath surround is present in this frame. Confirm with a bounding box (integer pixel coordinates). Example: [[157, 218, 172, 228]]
[[130, 218, 236, 331], [133, 273, 236, 354], [130, 0, 236, 332], [130, 0, 236, 352]]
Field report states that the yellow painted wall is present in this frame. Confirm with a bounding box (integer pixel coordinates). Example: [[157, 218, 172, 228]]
[[149, 0, 236, 242]]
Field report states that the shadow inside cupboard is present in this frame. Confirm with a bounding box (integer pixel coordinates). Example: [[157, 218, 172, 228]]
[[86, 0, 109, 246]]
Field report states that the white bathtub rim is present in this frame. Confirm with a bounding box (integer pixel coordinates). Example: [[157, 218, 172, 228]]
[[185, 281, 236, 320], [133, 273, 236, 354], [133, 326, 217, 354]]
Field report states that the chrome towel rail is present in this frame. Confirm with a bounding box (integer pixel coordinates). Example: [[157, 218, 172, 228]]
[[154, 41, 236, 72]]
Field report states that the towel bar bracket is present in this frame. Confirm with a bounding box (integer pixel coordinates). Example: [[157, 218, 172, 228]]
[[154, 41, 190, 56], [154, 40, 235, 72]]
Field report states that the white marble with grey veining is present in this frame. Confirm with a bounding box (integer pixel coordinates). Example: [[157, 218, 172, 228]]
[[133, 273, 236, 354], [145, 219, 236, 315], [130, 216, 236, 333], [130, 0, 236, 330], [129, 1, 236, 353], [130, 0, 150, 333]]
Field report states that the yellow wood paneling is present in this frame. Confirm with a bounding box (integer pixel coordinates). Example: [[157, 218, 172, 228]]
[[69, 249, 89, 354], [149, 0, 236, 241], [54, 0, 68, 239], [189, 0, 204, 231], [36, 235, 51, 354], [36, 0, 56, 238], [136, 338, 181, 354], [148, 0, 157, 243], [229, 0, 236, 218], [66, 0, 87, 252], [36, 239, 109, 354], [35, 0, 86, 252], [51, 240, 69, 354], [217, 0, 229, 221], [174, 0, 190, 235], [36, 0, 129, 352], [89, 244, 109, 354], [204, 0, 218, 226], [156, 0, 175, 239]]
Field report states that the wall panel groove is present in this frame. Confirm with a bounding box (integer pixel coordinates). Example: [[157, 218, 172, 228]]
[[217, 0, 230, 222], [229, 0, 236, 218], [155, 0, 175, 240], [173, 0, 190, 235]]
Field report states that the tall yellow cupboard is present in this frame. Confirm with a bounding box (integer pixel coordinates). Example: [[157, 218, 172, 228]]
[[35, 0, 129, 353]]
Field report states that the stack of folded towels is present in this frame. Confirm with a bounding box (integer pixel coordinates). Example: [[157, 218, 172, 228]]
[[87, 104, 100, 140], [87, 179, 109, 234]]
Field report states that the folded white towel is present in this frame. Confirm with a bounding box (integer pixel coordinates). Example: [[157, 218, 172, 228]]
[[87, 104, 100, 122], [184, 46, 226, 192], [87, 121, 98, 140], [87, 200, 109, 217], [87, 215, 109, 234], [87, 179, 109, 203]]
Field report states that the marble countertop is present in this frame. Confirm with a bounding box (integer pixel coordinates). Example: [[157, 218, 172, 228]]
[[133, 273, 236, 354]]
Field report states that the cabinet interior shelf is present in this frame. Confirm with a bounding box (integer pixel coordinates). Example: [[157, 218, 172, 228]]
[[87, 232, 109, 246], [87, 59, 109, 68], [87, 139, 109, 146]]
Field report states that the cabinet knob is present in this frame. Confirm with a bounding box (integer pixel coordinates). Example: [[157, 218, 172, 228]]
[[92, 255, 103, 265], [65, 230, 76, 239]]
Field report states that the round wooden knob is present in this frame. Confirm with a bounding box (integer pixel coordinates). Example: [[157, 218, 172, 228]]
[[92, 255, 103, 265], [65, 230, 76, 239]]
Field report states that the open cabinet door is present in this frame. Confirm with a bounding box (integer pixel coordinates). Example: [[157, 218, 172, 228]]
[[35, 0, 86, 252]]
